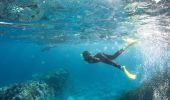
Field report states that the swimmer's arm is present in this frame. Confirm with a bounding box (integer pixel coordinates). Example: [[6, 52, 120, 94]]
[[93, 53, 102, 61], [92, 57, 100, 62]]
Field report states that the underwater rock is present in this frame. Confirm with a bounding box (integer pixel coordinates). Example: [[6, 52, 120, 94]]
[[118, 68, 170, 100], [0, 0, 64, 22], [0, 69, 69, 100], [0, 0, 43, 22]]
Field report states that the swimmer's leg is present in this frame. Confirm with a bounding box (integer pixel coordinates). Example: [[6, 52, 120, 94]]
[[108, 38, 137, 59], [103, 48, 125, 60]]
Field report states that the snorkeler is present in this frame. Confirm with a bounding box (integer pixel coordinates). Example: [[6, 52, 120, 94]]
[[81, 38, 137, 79]]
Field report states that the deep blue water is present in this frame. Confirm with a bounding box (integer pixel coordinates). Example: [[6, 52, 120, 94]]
[[0, 0, 170, 99], [0, 39, 141, 98]]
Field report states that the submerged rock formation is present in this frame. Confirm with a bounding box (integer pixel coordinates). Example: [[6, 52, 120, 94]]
[[0, 69, 69, 100], [118, 68, 170, 100], [0, 0, 64, 22]]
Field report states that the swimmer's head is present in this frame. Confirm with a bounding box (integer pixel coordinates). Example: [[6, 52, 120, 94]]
[[82, 51, 91, 62]]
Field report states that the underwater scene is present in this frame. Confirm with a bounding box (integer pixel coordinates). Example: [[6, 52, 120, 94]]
[[0, 0, 170, 100]]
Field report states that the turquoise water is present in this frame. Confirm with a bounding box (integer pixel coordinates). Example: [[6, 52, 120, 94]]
[[0, 0, 170, 99]]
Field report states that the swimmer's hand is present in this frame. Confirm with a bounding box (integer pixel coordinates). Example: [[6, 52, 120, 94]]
[[121, 66, 136, 80]]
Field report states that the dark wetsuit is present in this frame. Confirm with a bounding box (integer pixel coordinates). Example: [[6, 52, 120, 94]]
[[89, 48, 125, 69]]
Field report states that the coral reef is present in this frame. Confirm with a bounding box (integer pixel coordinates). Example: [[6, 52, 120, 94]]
[[0, 69, 69, 100], [118, 68, 170, 100]]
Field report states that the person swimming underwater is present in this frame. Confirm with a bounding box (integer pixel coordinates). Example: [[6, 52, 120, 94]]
[[81, 38, 137, 79]]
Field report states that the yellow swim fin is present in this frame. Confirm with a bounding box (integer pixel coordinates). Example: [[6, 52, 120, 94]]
[[123, 38, 137, 49], [121, 66, 136, 80], [124, 38, 137, 45]]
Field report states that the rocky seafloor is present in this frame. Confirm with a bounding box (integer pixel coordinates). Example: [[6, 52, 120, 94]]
[[0, 69, 70, 100], [118, 67, 170, 100]]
